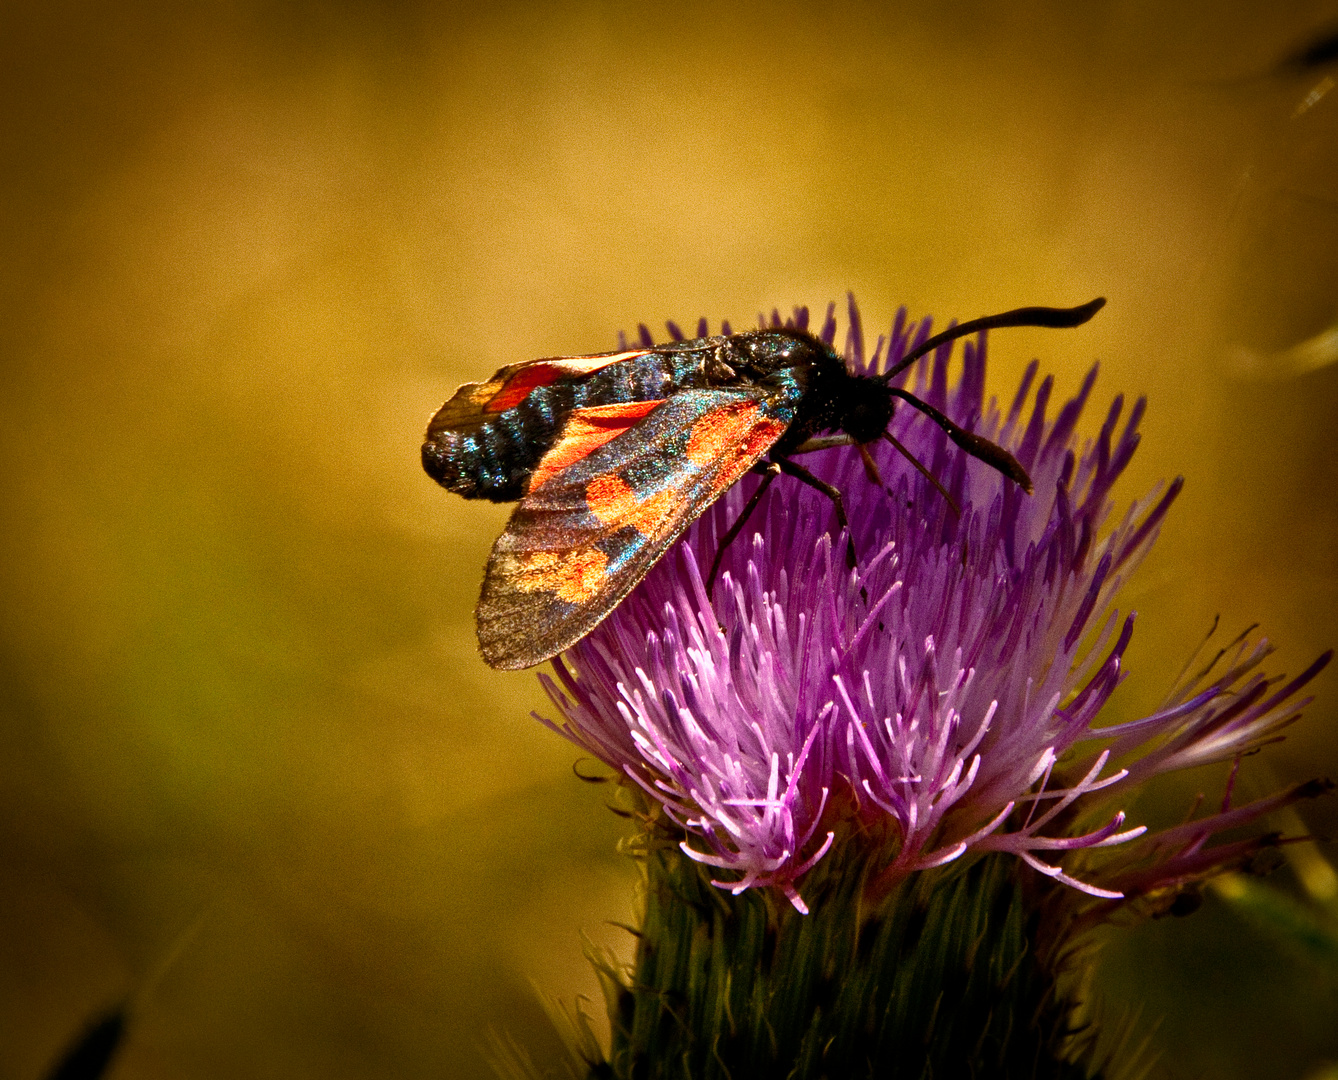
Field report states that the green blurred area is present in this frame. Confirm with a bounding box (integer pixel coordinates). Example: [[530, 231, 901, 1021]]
[[1, 2, 1335, 1077]]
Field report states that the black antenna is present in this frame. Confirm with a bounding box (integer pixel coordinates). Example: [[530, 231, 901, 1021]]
[[880, 297, 1106, 384]]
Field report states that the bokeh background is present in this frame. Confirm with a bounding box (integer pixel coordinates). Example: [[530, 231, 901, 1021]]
[[2, 2, 1337, 1077]]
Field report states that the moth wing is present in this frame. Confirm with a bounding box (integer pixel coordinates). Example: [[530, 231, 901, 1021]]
[[426, 349, 652, 435], [476, 388, 794, 669]]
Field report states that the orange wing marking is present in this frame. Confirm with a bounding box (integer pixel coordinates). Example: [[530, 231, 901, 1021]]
[[484, 351, 650, 413], [511, 548, 608, 604], [513, 398, 786, 606], [581, 400, 785, 538], [583, 473, 681, 539], [528, 400, 666, 492], [686, 402, 788, 496]]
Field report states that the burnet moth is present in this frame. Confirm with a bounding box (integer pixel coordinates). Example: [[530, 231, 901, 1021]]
[[422, 297, 1106, 669]]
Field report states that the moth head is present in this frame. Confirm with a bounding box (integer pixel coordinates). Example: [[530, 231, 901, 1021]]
[[841, 381, 896, 444]]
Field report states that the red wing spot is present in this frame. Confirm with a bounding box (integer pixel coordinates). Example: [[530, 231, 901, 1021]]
[[584, 472, 679, 537], [527, 399, 666, 492], [485, 365, 564, 413], [686, 404, 786, 466], [683, 403, 787, 500], [485, 351, 650, 413]]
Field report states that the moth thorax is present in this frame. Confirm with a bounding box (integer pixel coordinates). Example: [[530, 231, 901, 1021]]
[[840, 382, 895, 444]]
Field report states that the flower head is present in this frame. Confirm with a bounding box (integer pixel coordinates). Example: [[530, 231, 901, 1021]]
[[537, 298, 1330, 913]]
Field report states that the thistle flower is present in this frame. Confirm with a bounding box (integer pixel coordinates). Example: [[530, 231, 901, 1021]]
[[536, 297, 1331, 915]]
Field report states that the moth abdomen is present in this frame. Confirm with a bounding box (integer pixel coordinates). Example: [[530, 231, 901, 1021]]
[[422, 394, 559, 502]]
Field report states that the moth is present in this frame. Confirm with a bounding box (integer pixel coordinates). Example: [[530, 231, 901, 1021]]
[[422, 298, 1105, 669]]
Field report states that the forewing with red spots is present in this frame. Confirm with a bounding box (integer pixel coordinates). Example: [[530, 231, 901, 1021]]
[[526, 399, 666, 492], [476, 389, 794, 668]]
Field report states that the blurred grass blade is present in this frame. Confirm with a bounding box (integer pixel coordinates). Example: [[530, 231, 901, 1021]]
[[43, 1005, 127, 1080], [1213, 873, 1338, 970]]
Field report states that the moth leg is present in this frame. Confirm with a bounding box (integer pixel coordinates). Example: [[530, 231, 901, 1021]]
[[775, 457, 858, 570], [706, 462, 781, 598], [882, 430, 960, 516]]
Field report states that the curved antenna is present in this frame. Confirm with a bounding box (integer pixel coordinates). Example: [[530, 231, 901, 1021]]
[[880, 297, 1106, 384]]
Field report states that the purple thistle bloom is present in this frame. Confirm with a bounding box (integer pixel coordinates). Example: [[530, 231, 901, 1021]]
[[537, 298, 1331, 914]]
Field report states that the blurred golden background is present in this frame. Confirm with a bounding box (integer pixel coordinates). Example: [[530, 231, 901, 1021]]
[[1, 2, 1336, 1077]]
